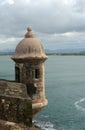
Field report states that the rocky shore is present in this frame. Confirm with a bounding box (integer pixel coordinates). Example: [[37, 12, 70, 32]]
[[0, 120, 42, 130]]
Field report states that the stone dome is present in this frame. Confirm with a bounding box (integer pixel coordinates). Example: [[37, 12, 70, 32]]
[[12, 27, 48, 62]]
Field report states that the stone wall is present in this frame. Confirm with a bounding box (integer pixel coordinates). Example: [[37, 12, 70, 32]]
[[0, 80, 32, 126]]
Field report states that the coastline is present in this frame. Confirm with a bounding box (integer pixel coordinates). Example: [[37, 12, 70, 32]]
[[1, 53, 85, 56]]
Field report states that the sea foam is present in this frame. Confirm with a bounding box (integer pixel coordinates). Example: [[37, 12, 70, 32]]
[[74, 98, 85, 111], [33, 120, 56, 130]]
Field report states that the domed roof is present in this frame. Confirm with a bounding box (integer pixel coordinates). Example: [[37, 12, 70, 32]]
[[12, 27, 48, 62]]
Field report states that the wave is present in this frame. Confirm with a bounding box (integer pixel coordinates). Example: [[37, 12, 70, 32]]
[[33, 120, 56, 130], [40, 114, 49, 118], [74, 97, 85, 111]]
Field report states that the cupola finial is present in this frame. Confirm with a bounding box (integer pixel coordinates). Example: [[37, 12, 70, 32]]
[[27, 26, 32, 32], [25, 26, 35, 38]]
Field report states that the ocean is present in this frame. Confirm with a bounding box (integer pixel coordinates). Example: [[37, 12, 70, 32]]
[[0, 55, 85, 130]]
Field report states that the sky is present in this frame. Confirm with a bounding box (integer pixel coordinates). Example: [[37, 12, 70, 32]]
[[0, 0, 85, 51]]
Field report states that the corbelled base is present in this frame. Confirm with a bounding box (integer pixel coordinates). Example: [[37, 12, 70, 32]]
[[32, 99, 48, 117]]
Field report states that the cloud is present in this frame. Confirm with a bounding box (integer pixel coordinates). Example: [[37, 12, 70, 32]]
[[0, 0, 85, 50], [73, 0, 85, 13], [0, 37, 21, 51], [1, 0, 15, 5], [25, 0, 31, 3], [0, 0, 85, 35]]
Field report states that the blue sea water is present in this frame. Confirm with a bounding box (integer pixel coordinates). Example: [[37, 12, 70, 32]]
[[1, 55, 85, 130]]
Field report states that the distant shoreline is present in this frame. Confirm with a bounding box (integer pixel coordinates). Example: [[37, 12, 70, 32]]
[[1, 53, 85, 56], [46, 53, 85, 56]]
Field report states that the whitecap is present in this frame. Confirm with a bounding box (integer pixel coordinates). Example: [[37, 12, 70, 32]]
[[74, 97, 85, 111], [79, 98, 85, 102], [41, 114, 49, 118], [33, 120, 56, 130]]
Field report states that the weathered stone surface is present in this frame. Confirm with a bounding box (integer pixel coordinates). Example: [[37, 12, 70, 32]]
[[0, 120, 41, 130], [0, 80, 32, 126], [0, 80, 28, 97]]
